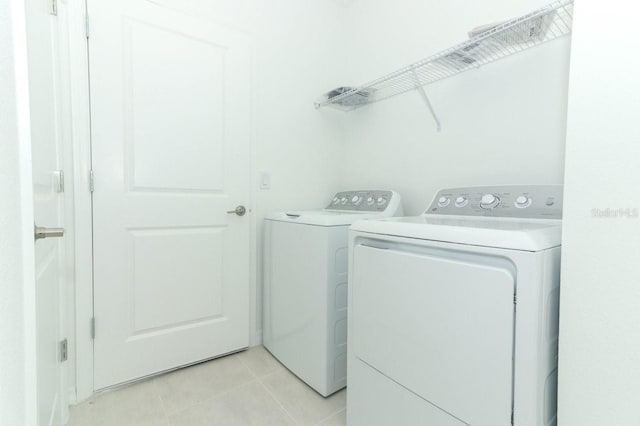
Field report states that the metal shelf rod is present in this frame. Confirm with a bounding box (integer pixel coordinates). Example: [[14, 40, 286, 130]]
[[411, 69, 441, 132]]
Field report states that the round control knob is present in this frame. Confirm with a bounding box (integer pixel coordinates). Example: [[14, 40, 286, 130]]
[[376, 197, 386, 206], [455, 196, 468, 207], [352, 195, 362, 206], [340, 197, 348, 205], [514, 195, 531, 208], [480, 194, 500, 209], [437, 196, 450, 207], [366, 197, 375, 206], [332, 197, 340, 205]]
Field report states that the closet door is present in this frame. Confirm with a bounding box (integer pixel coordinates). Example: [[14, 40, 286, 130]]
[[88, 0, 252, 388], [26, 0, 67, 422]]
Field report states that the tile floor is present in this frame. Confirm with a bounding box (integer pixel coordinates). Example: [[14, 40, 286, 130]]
[[69, 346, 346, 426]]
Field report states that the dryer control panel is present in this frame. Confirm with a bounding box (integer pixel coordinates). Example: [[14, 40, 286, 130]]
[[327, 190, 399, 213], [426, 185, 563, 219]]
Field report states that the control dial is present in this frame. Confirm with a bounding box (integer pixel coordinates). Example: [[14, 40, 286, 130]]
[[514, 195, 532, 209], [366, 197, 375, 206], [351, 195, 362, 206], [480, 194, 500, 209], [455, 196, 468, 207], [437, 196, 450, 207], [340, 196, 348, 205], [376, 197, 387, 206], [332, 197, 340, 205]]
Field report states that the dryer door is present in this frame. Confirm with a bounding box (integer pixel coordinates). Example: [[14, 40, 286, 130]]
[[352, 243, 515, 426]]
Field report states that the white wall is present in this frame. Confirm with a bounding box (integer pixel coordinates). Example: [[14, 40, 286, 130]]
[[249, 0, 350, 338], [558, 1, 640, 424], [336, 0, 571, 214], [0, 0, 37, 423]]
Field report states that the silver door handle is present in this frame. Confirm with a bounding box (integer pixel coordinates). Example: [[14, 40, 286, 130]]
[[34, 225, 65, 240], [227, 205, 246, 216]]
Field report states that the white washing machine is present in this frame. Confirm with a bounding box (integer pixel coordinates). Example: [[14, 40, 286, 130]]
[[263, 190, 403, 397], [347, 185, 563, 426]]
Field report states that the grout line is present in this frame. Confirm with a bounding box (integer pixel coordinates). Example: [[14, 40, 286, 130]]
[[257, 358, 347, 426], [233, 351, 260, 379], [313, 407, 346, 426], [256, 365, 287, 380], [236, 346, 287, 380], [158, 356, 258, 417], [150, 380, 171, 426], [257, 377, 300, 425], [165, 378, 260, 421], [153, 375, 191, 419]]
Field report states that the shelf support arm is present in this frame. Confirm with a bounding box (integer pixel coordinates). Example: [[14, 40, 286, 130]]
[[411, 69, 441, 132]]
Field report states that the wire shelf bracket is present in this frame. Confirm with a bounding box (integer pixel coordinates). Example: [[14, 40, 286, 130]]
[[411, 69, 441, 132], [314, 0, 574, 131]]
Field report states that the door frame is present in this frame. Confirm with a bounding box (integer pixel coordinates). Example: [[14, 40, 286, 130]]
[[62, 0, 258, 403], [61, 0, 93, 403]]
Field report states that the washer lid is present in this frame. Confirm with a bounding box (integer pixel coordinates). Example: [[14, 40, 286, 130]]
[[350, 215, 562, 251], [265, 210, 383, 227]]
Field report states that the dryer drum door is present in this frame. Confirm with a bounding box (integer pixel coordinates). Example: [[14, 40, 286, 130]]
[[352, 243, 516, 426]]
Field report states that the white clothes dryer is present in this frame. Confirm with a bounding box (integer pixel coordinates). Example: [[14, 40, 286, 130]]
[[263, 190, 402, 396], [347, 185, 562, 426]]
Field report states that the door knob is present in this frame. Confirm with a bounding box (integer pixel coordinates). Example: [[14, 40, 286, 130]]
[[34, 225, 65, 241], [227, 205, 247, 216]]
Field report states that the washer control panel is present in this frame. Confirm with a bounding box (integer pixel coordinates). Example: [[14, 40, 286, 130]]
[[426, 185, 563, 219], [327, 190, 396, 212]]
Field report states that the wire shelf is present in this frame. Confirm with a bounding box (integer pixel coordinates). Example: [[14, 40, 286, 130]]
[[315, 0, 574, 111]]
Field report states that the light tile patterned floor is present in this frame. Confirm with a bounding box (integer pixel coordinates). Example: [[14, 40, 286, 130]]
[[69, 346, 347, 426]]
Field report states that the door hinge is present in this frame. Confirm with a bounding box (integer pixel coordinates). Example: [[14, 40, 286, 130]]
[[48, 0, 57, 16], [513, 294, 517, 305], [90, 317, 96, 339], [55, 170, 65, 193], [85, 15, 90, 38], [59, 339, 68, 362], [89, 169, 94, 192]]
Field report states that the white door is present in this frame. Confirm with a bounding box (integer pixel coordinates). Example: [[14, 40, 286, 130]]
[[25, 0, 67, 424], [88, 0, 252, 388]]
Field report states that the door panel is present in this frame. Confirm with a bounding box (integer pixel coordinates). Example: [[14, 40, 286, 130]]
[[89, 0, 252, 388], [352, 244, 515, 426], [128, 227, 225, 332], [34, 251, 62, 425], [125, 19, 226, 193]]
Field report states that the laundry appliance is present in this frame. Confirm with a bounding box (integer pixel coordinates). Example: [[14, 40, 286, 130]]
[[263, 190, 403, 396], [347, 185, 562, 425]]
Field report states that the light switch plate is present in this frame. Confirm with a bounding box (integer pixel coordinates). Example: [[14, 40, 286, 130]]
[[260, 172, 271, 190]]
